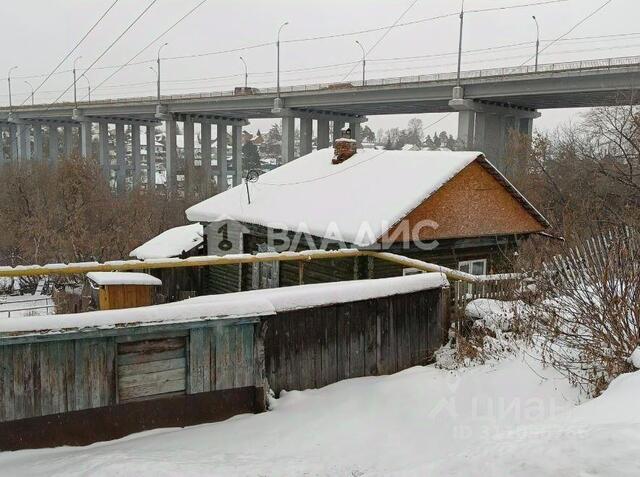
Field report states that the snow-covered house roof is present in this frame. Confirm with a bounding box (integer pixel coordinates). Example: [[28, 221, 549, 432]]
[[401, 143, 420, 151], [87, 272, 162, 287], [129, 223, 204, 260], [186, 149, 548, 247]]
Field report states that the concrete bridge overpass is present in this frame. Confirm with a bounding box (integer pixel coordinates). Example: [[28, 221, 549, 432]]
[[1, 55, 639, 194]]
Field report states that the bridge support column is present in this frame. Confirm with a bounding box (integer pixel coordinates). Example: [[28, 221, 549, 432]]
[[200, 121, 212, 196], [63, 125, 73, 158], [9, 124, 18, 161], [17, 124, 30, 161], [48, 125, 59, 163], [281, 116, 295, 164], [450, 91, 540, 172], [332, 120, 344, 143], [519, 117, 533, 136], [457, 111, 475, 149], [165, 117, 178, 191], [349, 121, 361, 144], [33, 124, 43, 161], [216, 123, 228, 191], [115, 123, 126, 194], [317, 119, 330, 150], [131, 123, 141, 187], [183, 116, 194, 195], [80, 121, 92, 159], [299, 117, 313, 156], [98, 121, 109, 180], [232, 124, 243, 186], [146, 124, 156, 190]]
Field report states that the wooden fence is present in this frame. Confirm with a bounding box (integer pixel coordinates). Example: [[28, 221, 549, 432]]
[[0, 319, 263, 451], [263, 287, 448, 395], [0, 277, 449, 450]]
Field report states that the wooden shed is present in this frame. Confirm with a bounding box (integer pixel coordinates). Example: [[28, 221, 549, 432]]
[[87, 272, 162, 310]]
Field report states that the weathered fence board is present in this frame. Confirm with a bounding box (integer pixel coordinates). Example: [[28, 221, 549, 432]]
[[263, 287, 449, 396]]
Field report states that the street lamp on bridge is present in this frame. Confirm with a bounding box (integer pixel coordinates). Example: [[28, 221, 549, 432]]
[[7, 66, 18, 112], [239, 56, 248, 89], [24, 80, 34, 106], [73, 56, 83, 108], [81, 74, 91, 103], [355, 40, 366, 86], [156, 42, 169, 104], [276, 21, 289, 102], [532, 16, 540, 72]]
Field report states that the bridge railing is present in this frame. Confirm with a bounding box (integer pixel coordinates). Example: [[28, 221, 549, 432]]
[[11, 55, 640, 109]]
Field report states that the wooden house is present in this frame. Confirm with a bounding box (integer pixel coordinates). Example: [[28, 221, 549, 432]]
[[129, 223, 207, 302], [86, 272, 162, 310], [184, 144, 549, 294]]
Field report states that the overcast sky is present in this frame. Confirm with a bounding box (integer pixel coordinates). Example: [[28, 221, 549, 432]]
[[1, 0, 637, 136]]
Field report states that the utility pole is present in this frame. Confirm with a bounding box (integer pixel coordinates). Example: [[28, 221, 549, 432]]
[[355, 40, 366, 86], [456, 0, 465, 86], [24, 80, 34, 105], [533, 16, 540, 72], [73, 56, 82, 108], [156, 42, 168, 104], [276, 21, 289, 99], [240, 56, 248, 88], [7, 66, 18, 112]]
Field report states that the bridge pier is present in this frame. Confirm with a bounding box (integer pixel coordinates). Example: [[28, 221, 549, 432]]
[[146, 124, 156, 191], [317, 119, 330, 150], [32, 125, 43, 161], [281, 116, 295, 164], [183, 116, 195, 195], [98, 121, 109, 179], [0, 126, 5, 164], [115, 123, 126, 194], [232, 124, 243, 186], [131, 123, 141, 186], [299, 118, 313, 156], [165, 117, 178, 191], [216, 123, 228, 192], [200, 121, 212, 195], [48, 125, 59, 163], [450, 88, 540, 171]]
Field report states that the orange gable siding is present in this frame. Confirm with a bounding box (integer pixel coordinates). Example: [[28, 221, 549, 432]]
[[381, 160, 545, 243]]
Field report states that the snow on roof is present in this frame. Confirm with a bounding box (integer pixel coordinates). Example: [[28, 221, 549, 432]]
[[0, 273, 447, 337], [86, 272, 162, 286], [129, 223, 204, 260], [186, 148, 545, 246]]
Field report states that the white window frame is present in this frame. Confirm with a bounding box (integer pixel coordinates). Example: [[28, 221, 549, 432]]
[[458, 258, 487, 276]]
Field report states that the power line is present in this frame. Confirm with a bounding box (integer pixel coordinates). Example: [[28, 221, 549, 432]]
[[18, 0, 120, 106], [341, 0, 420, 81], [520, 0, 615, 65], [85, 0, 209, 100], [46, 0, 159, 108]]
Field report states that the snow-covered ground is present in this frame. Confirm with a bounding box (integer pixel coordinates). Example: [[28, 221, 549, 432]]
[[1, 302, 640, 476]]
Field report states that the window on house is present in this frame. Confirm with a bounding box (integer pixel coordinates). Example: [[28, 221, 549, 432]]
[[458, 259, 487, 276]]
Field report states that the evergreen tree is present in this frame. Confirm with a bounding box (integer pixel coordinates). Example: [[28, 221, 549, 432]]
[[242, 140, 261, 171]]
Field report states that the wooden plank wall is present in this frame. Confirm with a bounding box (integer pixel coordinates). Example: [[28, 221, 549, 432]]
[[0, 338, 116, 422], [263, 287, 448, 395], [0, 322, 258, 424]]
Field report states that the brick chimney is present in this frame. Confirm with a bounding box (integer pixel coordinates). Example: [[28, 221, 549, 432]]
[[332, 126, 357, 164]]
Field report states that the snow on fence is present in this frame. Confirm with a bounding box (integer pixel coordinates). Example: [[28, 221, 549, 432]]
[[0, 274, 449, 451]]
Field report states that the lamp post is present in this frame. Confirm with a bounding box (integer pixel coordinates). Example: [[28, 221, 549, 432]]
[[156, 42, 168, 104], [355, 40, 366, 86], [276, 21, 289, 99], [239, 56, 248, 89], [24, 80, 34, 106], [73, 56, 82, 108], [456, 0, 465, 86], [532, 15, 540, 72], [7, 66, 18, 112], [81, 74, 91, 103]]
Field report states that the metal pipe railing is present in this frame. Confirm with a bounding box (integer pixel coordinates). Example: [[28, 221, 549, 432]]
[[0, 249, 518, 284]]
